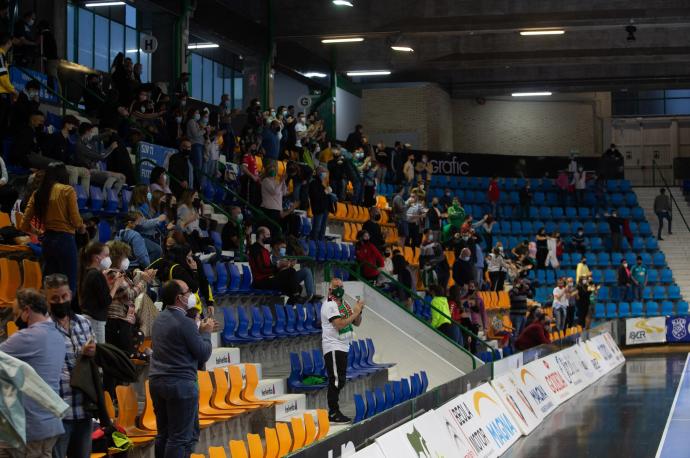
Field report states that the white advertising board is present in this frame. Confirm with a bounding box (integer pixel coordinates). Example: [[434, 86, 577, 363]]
[[490, 372, 543, 435], [600, 332, 626, 365], [625, 317, 667, 345], [512, 363, 558, 418], [525, 357, 574, 404], [350, 444, 386, 458], [551, 348, 587, 394], [579, 339, 608, 379], [439, 395, 496, 458]]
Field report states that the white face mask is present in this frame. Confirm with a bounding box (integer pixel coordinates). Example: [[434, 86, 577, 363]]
[[120, 258, 130, 271], [186, 293, 197, 309], [100, 256, 112, 270]]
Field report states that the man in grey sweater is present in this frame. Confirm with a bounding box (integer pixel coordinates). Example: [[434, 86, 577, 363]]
[[653, 188, 672, 240], [149, 280, 215, 458]]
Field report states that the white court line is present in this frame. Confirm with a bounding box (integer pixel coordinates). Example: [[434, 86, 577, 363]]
[[655, 353, 690, 458]]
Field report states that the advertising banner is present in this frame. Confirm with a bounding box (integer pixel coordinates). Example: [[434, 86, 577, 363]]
[[526, 357, 574, 403], [439, 396, 493, 458], [376, 410, 477, 458], [205, 348, 241, 370], [137, 141, 176, 184], [591, 334, 619, 369], [579, 340, 609, 378], [493, 352, 524, 379], [351, 444, 387, 458], [666, 316, 690, 344], [511, 363, 558, 418], [490, 373, 543, 435], [601, 332, 626, 365], [9, 66, 58, 103], [569, 344, 598, 383], [625, 317, 667, 346], [551, 349, 588, 394], [460, 384, 521, 456]]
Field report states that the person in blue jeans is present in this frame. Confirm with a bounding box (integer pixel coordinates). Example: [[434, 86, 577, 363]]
[[630, 256, 648, 301], [270, 238, 322, 302], [149, 280, 215, 458]]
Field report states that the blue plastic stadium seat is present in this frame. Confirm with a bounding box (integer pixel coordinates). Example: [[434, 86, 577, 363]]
[[228, 264, 241, 292], [618, 302, 631, 318], [579, 207, 591, 218], [678, 301, 690, 315], [668, 285, 681, 301], [262, 305, 278, 339], [654, 252, 666, 268], [400, 379, 412, 402], [639, 222, 652, 237], [661, 301, 675, 316], [646, 238, 659, 250], [660, 268, 673, 283], [643, 287, 653, 301], [646, 301, 660, 316], [631, 301, 644, 317], [202, 263, 216, 292], [289, 353, 326, 392], [647, 269, 659, 284], [606, 302, 618, 318], [611, 253, 623, 265], [590, 237, 603, 252], [597, 252, 610, 267], [584, 221, 597, 235], [559, 222, 571, 235], [604, 269, 616, 285], [216, 263, 228, 295], [249, 307, 265, 339], [597, 286, 609, 301], [594, 303, 606, 319], [632, 207, 645, 220], [90, 186, 104, 211], [533, 192, 545, 205], [374, 388, 386, 414]]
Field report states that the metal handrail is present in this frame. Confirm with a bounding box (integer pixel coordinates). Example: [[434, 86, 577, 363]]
[[325, 262, 485, 370], [136, 158, 247, 261], [13, 66, 83, 116], [193, 165, 284, 236], [652, 159, 690, 235]]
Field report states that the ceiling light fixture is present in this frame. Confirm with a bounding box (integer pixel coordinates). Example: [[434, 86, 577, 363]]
[[125, 49, 139, 53], [84, 1, 126, 6], [347, 70, 391, 76], [187, 43, 220, 49], [321, 37, 364, 44], [332, 0, 354, 6], [519, 30, 565, 36], [303, 72, 327, 78], [512, 91, 552, 97], [391, 45, 414, 52]]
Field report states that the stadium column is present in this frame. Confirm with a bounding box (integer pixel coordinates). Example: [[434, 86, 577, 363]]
[[263, 0, 275, 108], [149, 7, 178, 88]]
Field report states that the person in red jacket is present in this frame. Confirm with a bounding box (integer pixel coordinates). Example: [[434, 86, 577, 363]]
[[515, 308, 552, 351], [355, 230, 385, 282], [487, 176, 500, 217]]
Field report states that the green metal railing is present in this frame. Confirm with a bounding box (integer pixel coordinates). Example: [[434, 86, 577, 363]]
[[136, 158, 247, 260], [14, 66, 83, 116], [325, 260, 491, 371]]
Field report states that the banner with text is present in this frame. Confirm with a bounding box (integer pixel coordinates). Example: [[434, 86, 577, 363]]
[[438, 394, 495, 458], [525, 357, 574, 404], [10, 67, 58, 103], [461, 385, 521, 456], [625, 317, 667, 345], [137, 141, 176, 184], [490, 372, 543, 436]]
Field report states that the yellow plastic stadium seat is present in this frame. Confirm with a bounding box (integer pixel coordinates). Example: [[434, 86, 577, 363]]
[[303, 413, 317, 447], [190, 454, 206, 458], [411, 247, 420, 266], [0, 258, 21, 306], [0, 212, 10, 228], [21, 259, 42, 290], [208, 447, 227, 458], [6, 320, 17, 337], [346, 204, 356, 221], [226, 366, 265, 409], [255, 156, 264, 174], [243, 364, 281, 406], [403, 246, 413, 264], [375, 195, 387, 209], [276, 422, 292, 457], [336, 202, 347, 219], [114, 385, 155, 441], [264, 427, 280, 458], [197, 371, 239, 419], [246, 434, 263, 458], [290, 417, 306, 451], [90, 454, 106, 458], [229, 440, 248, 458], [211, 368, 252, 412], [315, 409, 330, 440]]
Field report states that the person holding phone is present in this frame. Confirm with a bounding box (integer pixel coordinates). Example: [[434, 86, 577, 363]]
[[321, 277, 364, 424]]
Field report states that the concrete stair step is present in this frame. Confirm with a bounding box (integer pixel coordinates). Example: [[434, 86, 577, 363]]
[[255, 378, 287, 399]]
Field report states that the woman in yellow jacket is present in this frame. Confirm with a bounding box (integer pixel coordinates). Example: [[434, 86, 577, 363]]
[[429, 285, 463, 345], [21, 163, 85, 294]]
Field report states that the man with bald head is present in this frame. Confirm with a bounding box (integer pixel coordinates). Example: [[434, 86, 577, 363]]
[[149, 280, 216, 458], [320, 277, 365, 423]]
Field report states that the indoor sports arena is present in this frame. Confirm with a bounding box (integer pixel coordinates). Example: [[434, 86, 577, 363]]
[[3, 1, 690, 457]]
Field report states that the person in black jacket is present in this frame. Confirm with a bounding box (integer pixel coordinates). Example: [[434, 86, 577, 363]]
[[38, 20, 59, 92], [10, 110, 52, 169], [308, 166, 331, 240], [509, 278, 533, 336], [168, 138, 193, 197], [345, 124, 364, 152], [362, 207, 385, 253], [453, 247, 475, 287], [9, 79, 40, 133], [392, 253, 413, 310], [165, 244, 215, 319]]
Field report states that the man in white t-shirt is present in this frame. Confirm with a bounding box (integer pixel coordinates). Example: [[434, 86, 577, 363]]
[[552, 278, 569, 332], [321, 277, 364, 423], [294, 113, 307, 148]]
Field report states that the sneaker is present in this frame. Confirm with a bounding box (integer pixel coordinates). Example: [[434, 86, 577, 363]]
[[328, 411, 352, 423]]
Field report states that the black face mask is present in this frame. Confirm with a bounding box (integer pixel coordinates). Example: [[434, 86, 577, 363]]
[[14, 316, 28, 330], [193, 198, 201, 208], [34, 124, 44, 134], [51, 301, 71, 319], [180, 148, 191, 155], [373, 214, 381, 222]]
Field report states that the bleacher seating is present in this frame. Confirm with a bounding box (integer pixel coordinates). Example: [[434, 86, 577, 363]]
[[352, 371, 428, 424]]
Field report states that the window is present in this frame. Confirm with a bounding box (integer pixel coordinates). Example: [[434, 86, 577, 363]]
[[188, 52, 243, 107], [77, 8, 94, 67], [109, 22, 124, 67], [125, 4, 136, 28], [94, 15, 109, 71], [612, 89, 690, 116], [66, 4, 75, 61]]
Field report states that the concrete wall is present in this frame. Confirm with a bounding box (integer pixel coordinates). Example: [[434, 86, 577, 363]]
[[361, 83, 453, 151], [335, 87, 362, 141], [273, 71, 309, 110], [361, 86, 610, 155]]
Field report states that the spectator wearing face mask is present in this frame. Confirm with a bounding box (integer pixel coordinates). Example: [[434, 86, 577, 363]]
[[509, 278, 532, 335], [515, 308, 551, 351], [165, 244, 215, 318], [487, 176, 500, 218], [391, 186, 409, 247], [262, 119, 282, 161], [518, 182, 532, 219], [327, 148, 347, 200], [535, 227, 548, 269], [576, 255, 590, 283], [355, 230, 385, 283], [453, 247, 475, 288], [345, 124, 364, 152], [78, 241, 122, 343], [12, 11, 37, 66], [443, 198, 466, 240], [294, 113, 307, 149], [552, 278, 569, 332], [576, 275, 595, 329], [117, 211, 165, 267], [221, 206, 244, 251], [42, 114, 91, 193], [249, 227, 302, 298], [185, 108, 205, 187], [571, 226, 587, 254], [487, 246, 507, 292], [11, 110, 53, 169], [270, 238, 319, 302], [403, 153, 415, 194], [617, 259, 633, 302], [149, 166, 172, 195], [414, 154, 433, 184], [405, 194, 426, 249], [545, 232, 560, 270], [10, 78, 40, 132], [461, 281, 488, 354], [260, 161, 289, 231], [168, 138, 194, 197], [430, 285, 462, 345], [74, 122, 126, 195], [572, 167, 587, 206], [308, 166, 331, 241], [362, 207, 385, 253]]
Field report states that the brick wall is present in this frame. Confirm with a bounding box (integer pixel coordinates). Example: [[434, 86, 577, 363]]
[[361, 87, 610, 155]]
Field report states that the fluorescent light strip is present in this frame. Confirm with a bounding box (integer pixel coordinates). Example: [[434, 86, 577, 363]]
[[332, 0, 354, 6], [512, 92, 552, 97], [303, 72, 327, 78], [391, 46, 414, 52], [519, 30, 565, 36], [347, 70, 391, 76], [321, 37, 364, 44], [126, 49, 139, 53], [84, 1, 126, 7], [187, 43, 220, 49]]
